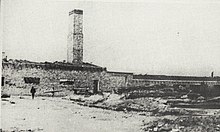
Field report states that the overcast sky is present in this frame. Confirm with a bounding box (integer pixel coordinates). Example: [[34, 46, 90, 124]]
[[2, 0, 220, 76]]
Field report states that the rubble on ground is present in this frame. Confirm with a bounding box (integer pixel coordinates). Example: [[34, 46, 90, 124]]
[[1, 127, 44, 132], [64, 84, 220, 123], [1, 93, 10, 98], [68, 94, 106, 104], [66, 93, 201, 115], [142, 115, 220, 132]]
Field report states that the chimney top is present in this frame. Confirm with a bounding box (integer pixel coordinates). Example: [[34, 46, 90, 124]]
[[69, 9, 83, 15]]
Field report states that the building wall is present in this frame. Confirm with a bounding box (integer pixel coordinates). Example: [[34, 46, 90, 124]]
[[67, 9, 83, 64], [2, 63, 102, 95], [101, 72, 133, 91], [1, 62, 132, 95], [2, 62, 220, 96], [129, 79, 151, 87], [130, 79, 220, 87]]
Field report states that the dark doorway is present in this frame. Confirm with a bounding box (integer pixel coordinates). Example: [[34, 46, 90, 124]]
[[1, 77, 4, 86], [93, 80, 99, 94]]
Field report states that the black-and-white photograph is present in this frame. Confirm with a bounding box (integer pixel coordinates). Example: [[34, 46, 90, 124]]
[[1, 0, 220, 131]]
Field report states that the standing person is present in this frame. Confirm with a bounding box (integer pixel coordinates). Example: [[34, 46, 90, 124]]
[[30, 86, 36, 99]]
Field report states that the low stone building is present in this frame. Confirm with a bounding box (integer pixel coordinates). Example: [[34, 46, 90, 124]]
[[1, 59, 132, 95], [1, 9, 133, 96], [1, 9, 220, 96]]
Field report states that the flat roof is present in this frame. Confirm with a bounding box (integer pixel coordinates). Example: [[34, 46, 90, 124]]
[[133, 74, 220, 81]]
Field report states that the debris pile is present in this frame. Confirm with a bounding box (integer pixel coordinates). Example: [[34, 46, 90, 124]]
[[67, 93, 196, 115], [119, 85, 220, 109], [69, 94, 107, 104], [1, 127, 44, 132], [122, 85, 194, 100], [142, 115, 220, 132], [68, 93, 205, 116], [1, 93, 10, 98]]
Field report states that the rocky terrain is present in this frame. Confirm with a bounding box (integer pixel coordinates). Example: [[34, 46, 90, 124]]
[[142, 115, 220, 132], [1, 96, 149, 132], [64, 90, 220, 132], [1, 85, 220, 132]]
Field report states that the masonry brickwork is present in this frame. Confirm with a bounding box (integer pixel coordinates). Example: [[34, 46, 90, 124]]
[[67, 9, 83, 64], [2, 60, 220, 96], [2, 9, 220, 96], [1, 61, 132, 95]]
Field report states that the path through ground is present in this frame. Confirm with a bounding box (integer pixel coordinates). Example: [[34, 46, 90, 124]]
[[1, 96, 152, 132]]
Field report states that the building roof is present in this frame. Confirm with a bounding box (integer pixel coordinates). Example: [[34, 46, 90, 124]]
[[133, 74, 220, 81], [69, 9, 83, 15], [107, 71, 133, 75], [2, 59, 106, 72]]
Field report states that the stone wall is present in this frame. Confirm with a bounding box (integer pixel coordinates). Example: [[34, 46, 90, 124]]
[[129, 79, 220, 88], [2, 63, 103, 95], [101, 72, 133, 92], [3, 61, 219, 97], [129, 79, 151, 87], [1, 62, 132, 95]]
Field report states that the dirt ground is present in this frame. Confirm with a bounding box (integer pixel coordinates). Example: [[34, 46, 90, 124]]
[[1, 96, 154, 132]]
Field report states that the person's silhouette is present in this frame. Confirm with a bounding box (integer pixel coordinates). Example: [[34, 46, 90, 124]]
[[30, 87, 36, 99]]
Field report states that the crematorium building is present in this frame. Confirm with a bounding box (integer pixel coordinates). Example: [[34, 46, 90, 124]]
[[1, 9, 220, 96]]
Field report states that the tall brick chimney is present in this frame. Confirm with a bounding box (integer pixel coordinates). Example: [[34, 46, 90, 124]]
[[67, 9, 83, 64]]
